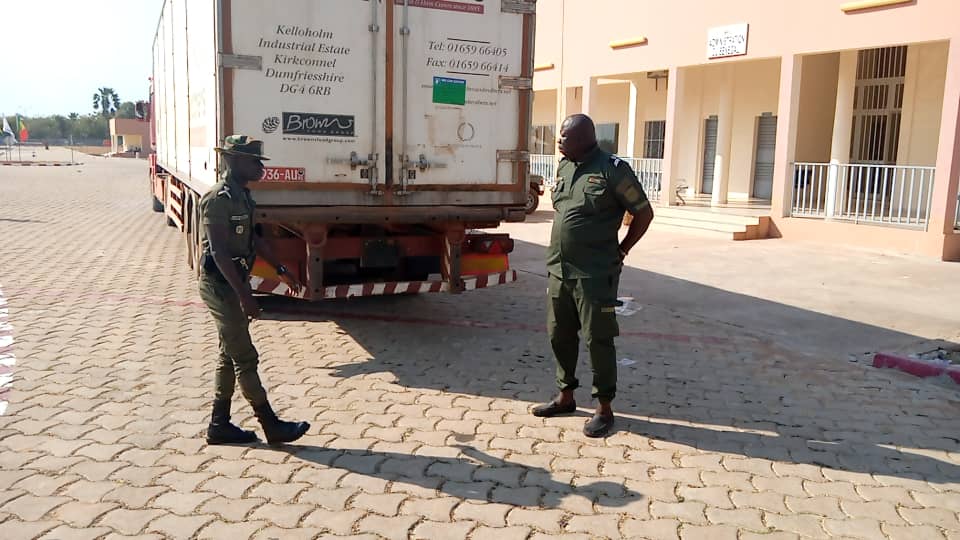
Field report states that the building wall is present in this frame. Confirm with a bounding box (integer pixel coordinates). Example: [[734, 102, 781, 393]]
[[672, 67, 705, 193], [729, 59, 781, 198], [533, 82, 665, 157], [670, 60, 780, 198], [590, 83, 630, 155], [110, 118, 152, 154], [532, 90, 557, 127], [771, 216, 953, 259], [795, 53, 840, 163], [629, 76, 669, 157], [899, 41, 949, 167], [533, 0, 960, 91]]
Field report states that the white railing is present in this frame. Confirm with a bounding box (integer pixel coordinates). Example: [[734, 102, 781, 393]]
[[626, 158, 663, 203], [792, 162, 936, 229], [530, 154, 557, 181], [529, 154, 663, 202]]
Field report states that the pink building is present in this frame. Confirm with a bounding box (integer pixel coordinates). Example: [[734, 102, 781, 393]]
[[531, 0, 960, 260], [109, 118, 152, 157]]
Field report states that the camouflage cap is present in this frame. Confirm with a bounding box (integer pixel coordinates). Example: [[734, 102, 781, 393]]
[[214, 135, 270, 161]]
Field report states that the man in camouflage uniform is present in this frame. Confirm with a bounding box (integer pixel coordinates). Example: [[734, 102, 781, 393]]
[[532, 114, 655, 438], [199, 135, 310, 445]]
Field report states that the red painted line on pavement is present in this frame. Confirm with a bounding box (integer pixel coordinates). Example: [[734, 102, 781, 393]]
[[268, 307, 733, 345], [10, 286, 738, 346]]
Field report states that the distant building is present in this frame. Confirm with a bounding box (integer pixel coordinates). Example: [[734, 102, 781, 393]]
[[109, 118, 152, 157]]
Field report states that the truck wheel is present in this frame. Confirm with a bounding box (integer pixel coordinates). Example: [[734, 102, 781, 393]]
[[525, 187, 540, 214], [152, 195, 163, 213]]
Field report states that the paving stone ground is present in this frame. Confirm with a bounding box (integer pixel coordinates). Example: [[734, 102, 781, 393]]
[[0, 150, 958, 539]]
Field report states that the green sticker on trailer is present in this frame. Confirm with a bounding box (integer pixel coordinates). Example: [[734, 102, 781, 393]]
[[432, 76, 467, 106]]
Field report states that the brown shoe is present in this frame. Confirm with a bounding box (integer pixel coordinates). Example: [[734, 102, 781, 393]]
[[583, 412, 614, 438], [532, 399, 577, 418]]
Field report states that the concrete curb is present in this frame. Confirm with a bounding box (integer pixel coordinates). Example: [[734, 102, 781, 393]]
[[873, 352, 960, 385], [1, 161, 80, 167]]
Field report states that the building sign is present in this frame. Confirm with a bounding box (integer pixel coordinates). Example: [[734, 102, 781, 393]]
[[707, 23, 749, 59]]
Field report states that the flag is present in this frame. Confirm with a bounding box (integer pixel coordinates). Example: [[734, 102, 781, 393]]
[[1, 116, 14, 141], [16, 115, 28, 142]]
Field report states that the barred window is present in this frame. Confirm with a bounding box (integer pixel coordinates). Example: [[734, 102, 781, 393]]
[[643, 120, 666, 159]]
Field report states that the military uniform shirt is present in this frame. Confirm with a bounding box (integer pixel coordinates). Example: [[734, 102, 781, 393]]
[[199, 174, 257, 274], [546, 147, 649, 279]]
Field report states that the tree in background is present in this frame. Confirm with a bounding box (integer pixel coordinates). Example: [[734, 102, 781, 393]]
[[117, 101, 137, 119], [92, 88, 121, 118], [68, 113, 80, 144], [4, 114, 109, 144], [21, 117, 57, 140], [54, 116, 70, 141], [74, 115, 109, 142], [4, 89, 138, 144]]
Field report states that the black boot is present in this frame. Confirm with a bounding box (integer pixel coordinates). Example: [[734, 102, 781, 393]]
[[206, 399, 258, 445], [253, 402, 310, 445]]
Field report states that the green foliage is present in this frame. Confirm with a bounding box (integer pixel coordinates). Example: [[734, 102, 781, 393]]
[[117, 102, 137, 119], [92, 87, 121, 118], [3, 114, 109, 143]]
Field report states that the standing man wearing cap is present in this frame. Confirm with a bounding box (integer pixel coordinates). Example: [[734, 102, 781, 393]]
[[532, 114, 654, 438], [199, 134, 310, 445]]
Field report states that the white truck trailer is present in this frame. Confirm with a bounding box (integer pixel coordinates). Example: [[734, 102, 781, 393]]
[[149, 0, 536, 300]]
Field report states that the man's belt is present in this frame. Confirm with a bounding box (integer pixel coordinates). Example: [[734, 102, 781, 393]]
[[201, 253, 251, 279]]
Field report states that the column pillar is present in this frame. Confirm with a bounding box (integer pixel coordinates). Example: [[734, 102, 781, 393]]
[[929, 38, 960, 249], [662, 66, 686, 205], [826, 50, 858, 217], [712, 65, 735, 206], [626, 79, 641, 157], [771, 55, 804, 218], [581, 76, 599, 118]]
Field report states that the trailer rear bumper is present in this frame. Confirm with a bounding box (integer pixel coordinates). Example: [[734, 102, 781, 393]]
[[249, 270, 518, 300], [256, 205, 528, 225]]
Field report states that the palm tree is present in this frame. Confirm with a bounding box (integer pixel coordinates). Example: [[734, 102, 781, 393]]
[[92, 88, 121, 117]]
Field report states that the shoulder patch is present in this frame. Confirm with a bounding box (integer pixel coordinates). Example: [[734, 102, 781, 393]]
[[609, 155, 623, 168], [216, 184, 232, 199]]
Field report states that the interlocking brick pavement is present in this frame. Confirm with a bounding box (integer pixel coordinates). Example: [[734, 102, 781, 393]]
[[1, 152, 959, 538]]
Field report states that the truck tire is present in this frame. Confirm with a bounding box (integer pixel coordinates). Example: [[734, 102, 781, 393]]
[[525, 187, 540, 214], [152, 195, 163, 213]]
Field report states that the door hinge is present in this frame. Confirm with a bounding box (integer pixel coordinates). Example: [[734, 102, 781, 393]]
[[502, 0, 536, 14], [499, 76, 533, 91], [497, 150, 530, 163], [220, 54, 262, 70]]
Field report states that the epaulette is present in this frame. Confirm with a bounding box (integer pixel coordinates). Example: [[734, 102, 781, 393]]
[[609, 155, 624, 168], [216, 184, 232, 199]]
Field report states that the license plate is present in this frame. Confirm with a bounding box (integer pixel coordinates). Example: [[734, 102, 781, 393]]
[[262, 167, 306, 182]]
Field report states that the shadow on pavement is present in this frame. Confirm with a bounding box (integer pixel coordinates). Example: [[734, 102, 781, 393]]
[[258, 239, 960, 485], [277, 442, 643, 509]]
